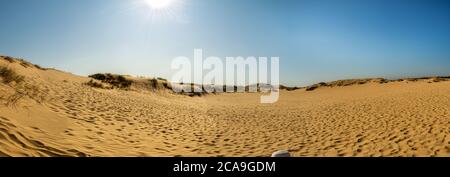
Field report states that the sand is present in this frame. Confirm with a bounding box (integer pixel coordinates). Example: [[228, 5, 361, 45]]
[[0, 57, 449, 157]]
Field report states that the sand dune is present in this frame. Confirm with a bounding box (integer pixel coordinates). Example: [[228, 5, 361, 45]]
[[0, 56, 449, 157]]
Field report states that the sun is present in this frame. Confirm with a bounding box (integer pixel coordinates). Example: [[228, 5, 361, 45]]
[[134, 0, 185, 23], [145, 0, 173, 9]]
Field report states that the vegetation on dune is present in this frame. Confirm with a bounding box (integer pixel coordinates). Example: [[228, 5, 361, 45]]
[[86, 72, 297, 96], [304, 77, 450, 91], [0, 65, 46, 106], [2, 56, 15, 63], [88, 73, 132, 88], [84, 79, 113, 89], [1, 56, 48, 70], [149, 78, 163, 90], [87, 73, 174, 92], [0, 66, 25, 84], [279, 85, 300, 91], [157, 77, 167, 81]]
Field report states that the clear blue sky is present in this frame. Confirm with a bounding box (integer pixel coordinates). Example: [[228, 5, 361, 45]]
[[1, 0, 450, 86]]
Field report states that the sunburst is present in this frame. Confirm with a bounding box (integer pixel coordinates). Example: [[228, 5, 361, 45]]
[[144, 0, 173, 9]]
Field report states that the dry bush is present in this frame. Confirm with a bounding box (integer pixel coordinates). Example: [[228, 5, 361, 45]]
[[279, 85, 300, 91], [84, 79, 112, 89], [0, 66, 25, 84], [157, 77, 167, 81], [5, 83, 46, 107], [2, 56, 15, 63], [0, 65, 47, 107], [18, 59, 47, 70], [33, 64, 47, 70], [148, 78, 169, 90], [306, 82, 328, 91], [17, 59, 33, 68], [85, 79, 104, 88], [406, 78, 419, 82], [305, 78, 390, 91], [305, 85, 318, 91], [162, 81, 171, 90], [187, 92, 203, 97], [373, 78, 388, 84], [1, 56, 47, 70], [286, 86, 300, 91], [429, 77, 450, 83], [89, 73, 132, 88], [149, 78, 159, 88]]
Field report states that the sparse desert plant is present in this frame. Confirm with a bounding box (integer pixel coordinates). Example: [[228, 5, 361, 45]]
[[17, 59, 33, 68], [429, 77, 449, 83], [0, 65, 47, 106], [5, 83, 46, 107], [286, 86, 300, 91], [149, 78, 159, 88], [88, 73, 132, 88], [162, 82, 171, 89], [306, 82, 328, 91], [0, 65, 25, 84], [157, 77, 167, 81], [149, 78, 169, 90], [84, 79, 113, 89], [188, 92, 203, 97], [2, 56, 15, 63], [279, 85, 300, 91], [89, 73, 109, 81], [33, 64, 47, 70], [406, 78, 419, 82], [305, 85, 319, 91], [375, 78, 388, 84], [116, 75, 132, 88], [1, 56, 47, 70]]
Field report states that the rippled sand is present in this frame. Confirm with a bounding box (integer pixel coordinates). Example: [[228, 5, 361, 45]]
[[0, 57, 449, 157]]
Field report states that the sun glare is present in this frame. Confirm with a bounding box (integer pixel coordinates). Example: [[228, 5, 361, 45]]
[[145, 0, 173, 9], [134, 0, 186, 23]]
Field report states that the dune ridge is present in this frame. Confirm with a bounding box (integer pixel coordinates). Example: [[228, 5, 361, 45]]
[[305, 77, 450, 91]]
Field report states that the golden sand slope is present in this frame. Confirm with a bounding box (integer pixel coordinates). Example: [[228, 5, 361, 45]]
[[0, 57, 449, 157]]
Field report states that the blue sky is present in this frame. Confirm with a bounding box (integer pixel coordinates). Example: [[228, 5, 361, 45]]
[[1, 0, 450, 86]]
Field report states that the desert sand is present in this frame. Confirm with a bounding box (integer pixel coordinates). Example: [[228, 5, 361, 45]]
[[0, 56, 449, 157]]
